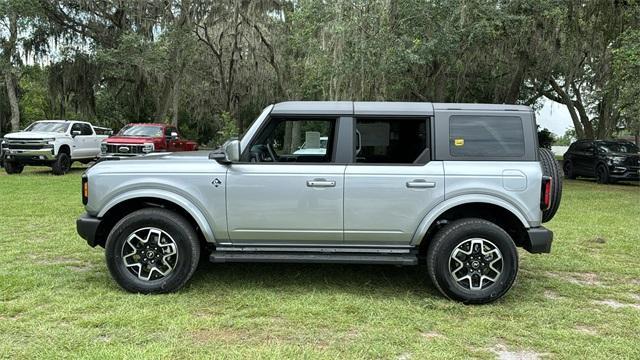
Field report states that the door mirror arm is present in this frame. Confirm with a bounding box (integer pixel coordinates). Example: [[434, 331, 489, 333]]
[[210, 139, 241, 165]]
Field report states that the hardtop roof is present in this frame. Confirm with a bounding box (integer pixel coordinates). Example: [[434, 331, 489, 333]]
[[271, 101, 531, 116]]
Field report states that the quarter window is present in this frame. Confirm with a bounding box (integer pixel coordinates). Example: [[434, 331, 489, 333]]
[[355, 118, 428, 164], [449, 115, 524, 157]]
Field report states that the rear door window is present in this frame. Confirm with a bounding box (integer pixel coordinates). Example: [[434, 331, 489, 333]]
[[449, 115, 525, 157], [355, 118, 428, 164]]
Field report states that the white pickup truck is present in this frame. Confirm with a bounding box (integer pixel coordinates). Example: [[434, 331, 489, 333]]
[[2, 120, 111, 175]]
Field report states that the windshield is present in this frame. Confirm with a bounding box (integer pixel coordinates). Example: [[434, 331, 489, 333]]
[[25, 122, 69, 133], [599, 142, 639, 154], [118, 125, 163, 137]]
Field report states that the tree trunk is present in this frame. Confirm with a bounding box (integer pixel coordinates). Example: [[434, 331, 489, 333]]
[[548, 78, 585, 139], [5, 72, 20, 131], [172, 77, 180, 126]]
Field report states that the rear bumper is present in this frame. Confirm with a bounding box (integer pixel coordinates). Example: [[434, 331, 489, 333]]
[[77, 213, 102, 247], [524, 226, 553, 253]]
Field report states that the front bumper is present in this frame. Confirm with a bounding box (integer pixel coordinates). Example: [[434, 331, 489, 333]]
[[4, 148, 55, 161], [524, 226, 553, 253], [608, 165, 640, 181], [77, 213, 102, 247]]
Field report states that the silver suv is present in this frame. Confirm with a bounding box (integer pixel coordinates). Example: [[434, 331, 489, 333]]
[[77, 102, 561, 303]]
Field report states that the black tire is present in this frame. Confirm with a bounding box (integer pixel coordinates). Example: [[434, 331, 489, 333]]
[[538, 148, 562, 223], [595, 164, 610, 184], [105, 208, 201, 293], [427, 218, 518, 304], [563, 160, 576, 179], [3, 160, 24, 174], [51, 152, 71, 175]]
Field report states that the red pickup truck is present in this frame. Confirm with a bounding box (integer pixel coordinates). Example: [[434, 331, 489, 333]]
[[100, 123, 198, 157]]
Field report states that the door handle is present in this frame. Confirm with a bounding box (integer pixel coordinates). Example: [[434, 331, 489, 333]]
[[406, 179, 436, 189], [307, 179, 336, 188]]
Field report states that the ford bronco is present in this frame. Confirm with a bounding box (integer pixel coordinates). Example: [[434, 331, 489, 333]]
[[77, 102, 561, 303]]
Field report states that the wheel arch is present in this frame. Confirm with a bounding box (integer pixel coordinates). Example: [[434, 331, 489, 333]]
[[412, 196, 531, 253], [94, 192, 215, 248], [57, 143, 71, 155]]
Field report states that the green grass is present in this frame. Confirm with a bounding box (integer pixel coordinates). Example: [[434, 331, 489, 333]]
[[1, 166, 639, 359]]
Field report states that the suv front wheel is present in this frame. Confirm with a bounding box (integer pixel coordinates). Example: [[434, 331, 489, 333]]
[[105, 208, 200, 293], [427, 218, 518, 304]]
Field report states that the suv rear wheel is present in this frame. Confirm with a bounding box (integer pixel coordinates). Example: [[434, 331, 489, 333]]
[[427, 218, 518, 304], [105, 208, 200, 293], [563, 160, 576, 179]]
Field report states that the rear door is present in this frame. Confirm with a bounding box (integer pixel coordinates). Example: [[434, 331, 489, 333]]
[[344, 117, 444, 245]]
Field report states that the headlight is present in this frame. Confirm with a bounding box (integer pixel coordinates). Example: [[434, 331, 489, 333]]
[[100, 143, 108, 154], [142, 143, 154, 153], [43, 138, 56, 144], [611, 156, 626, 164]]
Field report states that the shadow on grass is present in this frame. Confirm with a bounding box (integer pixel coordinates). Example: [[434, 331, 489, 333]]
[[10, 166, 88, 176], [185, 261, 440, 299], [568, 177, 639, 187]]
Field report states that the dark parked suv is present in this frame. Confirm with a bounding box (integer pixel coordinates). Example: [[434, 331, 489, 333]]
[[563, 140, 640, 183]]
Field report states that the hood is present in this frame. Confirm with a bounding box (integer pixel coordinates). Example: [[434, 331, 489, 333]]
[[88, 150, 221, 175], [608, 152, 640, 158], [105, 136, 159, 144], [4, 131, 66, 139]]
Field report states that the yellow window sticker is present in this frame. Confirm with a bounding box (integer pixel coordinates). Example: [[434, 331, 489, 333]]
[[454, 138, 464, 146]]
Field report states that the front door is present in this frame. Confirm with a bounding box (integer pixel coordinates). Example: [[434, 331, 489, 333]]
[[226, 117, 344, 244], [344, 117, 444, 245]]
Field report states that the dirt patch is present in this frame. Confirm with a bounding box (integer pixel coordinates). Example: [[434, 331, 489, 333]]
[[420, 331, 444, 340], [490, 344, 546, 360], [543, 290, 562, 300], [28, 254, 89, 267], [589, 237, 607, 244], [594, 299, 640, 310], [575, 326, 597, 336], [191, 328, 252, 344], [96, 334, 111, 342], [545, 271, 601, 286]]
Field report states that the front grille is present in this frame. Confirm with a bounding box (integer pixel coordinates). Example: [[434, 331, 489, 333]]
[[6, 138, 48, 146], [105, 144, 145, 155], [6, 144, 53, 150], [5, 138, 50, 150]]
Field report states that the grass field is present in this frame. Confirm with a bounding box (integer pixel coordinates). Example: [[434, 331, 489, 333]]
[[1, 166, 639, 359]]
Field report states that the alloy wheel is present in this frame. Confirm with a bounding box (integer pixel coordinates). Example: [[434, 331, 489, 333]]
[[449, 238, 503, 290], [121, 227, 179, 281]]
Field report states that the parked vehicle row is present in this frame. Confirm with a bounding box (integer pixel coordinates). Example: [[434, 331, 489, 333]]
[[2, 120, 109, 175], [1, 121, 199, 175], [77, 101, 562, 304]]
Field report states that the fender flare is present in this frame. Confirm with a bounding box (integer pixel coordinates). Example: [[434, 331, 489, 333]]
[[410, 194, 531, 245], [55, 139, 73, 157], [97, 189, 216, 243]]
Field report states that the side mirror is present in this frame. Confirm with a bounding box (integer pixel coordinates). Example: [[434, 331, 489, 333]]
[[209, 139, 240, 164], [171, 131, 178, 140], [71, 130, 81, 137]]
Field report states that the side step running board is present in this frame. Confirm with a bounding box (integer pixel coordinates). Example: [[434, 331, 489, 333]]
[[210, 249, 418, 265]]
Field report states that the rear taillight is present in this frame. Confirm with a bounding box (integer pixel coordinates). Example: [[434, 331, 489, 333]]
[[82, 174, 89, 205], [541, 176, 552, 211]]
